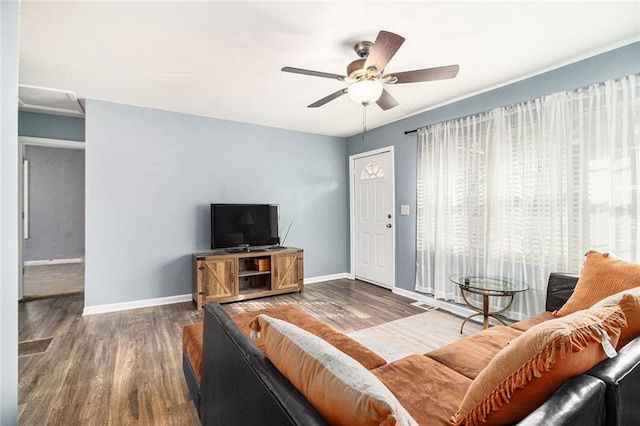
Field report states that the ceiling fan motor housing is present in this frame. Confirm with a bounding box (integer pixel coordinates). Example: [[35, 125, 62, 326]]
[[353, 41, 373, 58], [349, 41, 374, 79]]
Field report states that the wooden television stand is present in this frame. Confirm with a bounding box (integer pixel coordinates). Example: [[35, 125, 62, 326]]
[[192, 247, 303, 309]]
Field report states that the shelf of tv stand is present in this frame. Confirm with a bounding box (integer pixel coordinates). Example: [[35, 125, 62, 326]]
[[238, 270, 271, 277], [191, 247, 304, 309]]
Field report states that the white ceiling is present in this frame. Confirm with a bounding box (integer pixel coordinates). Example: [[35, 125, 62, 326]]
[[18, 1, 640, 138]]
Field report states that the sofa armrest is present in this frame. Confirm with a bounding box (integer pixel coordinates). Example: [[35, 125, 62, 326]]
[[545, 273, 580, 312], [517, 374, 606, 426], [586, 335, 640, 426], [200, 302, 326, 426]]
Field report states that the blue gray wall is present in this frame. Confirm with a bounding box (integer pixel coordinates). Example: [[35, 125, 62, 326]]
[[346, 42, 640, 294], [23, 146, 85, 261], [84, 100, 347, 307], [19, 111, 85, 142], [1, 1, 19, 424]]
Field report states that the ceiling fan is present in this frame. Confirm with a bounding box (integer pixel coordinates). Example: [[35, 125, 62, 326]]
[[282, 30, 459, 111]]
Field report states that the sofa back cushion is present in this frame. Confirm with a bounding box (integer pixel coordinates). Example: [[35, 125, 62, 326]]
[[425, 326, 523, 380], [372, 354, 473, 426], [556, 250, 640, 316], [451, 305, 626, 425], [251, 314, 417, 426], [545, 273, 580, 311], [510, 311, 555, 332]]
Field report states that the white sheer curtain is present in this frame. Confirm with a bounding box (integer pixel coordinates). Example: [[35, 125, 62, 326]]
[[415, 74, 639, 320]]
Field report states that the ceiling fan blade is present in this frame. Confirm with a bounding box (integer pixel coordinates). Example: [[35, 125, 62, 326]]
[[389, 65, 459, 84], [376, 89, 399, 111], [282, 66, 345, 81], [364, 31, 405, 72], [308, 88, 348, 108]]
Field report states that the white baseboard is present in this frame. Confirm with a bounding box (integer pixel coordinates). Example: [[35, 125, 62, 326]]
[[83, 272, 349, 316], [83, 293, 192, 316], [393, 287, 481, 321], [24, 258, 84, 266], [304, 272, 350, 285], [394, 287, 524, 323]]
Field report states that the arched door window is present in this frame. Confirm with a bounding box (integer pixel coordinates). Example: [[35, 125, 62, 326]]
[[360, 161, 384, 179]]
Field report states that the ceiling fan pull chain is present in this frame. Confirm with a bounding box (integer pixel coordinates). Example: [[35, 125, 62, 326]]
[[362, 104, 367, 141]]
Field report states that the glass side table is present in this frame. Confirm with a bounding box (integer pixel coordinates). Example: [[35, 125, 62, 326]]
[[449, 274, 529, 333]]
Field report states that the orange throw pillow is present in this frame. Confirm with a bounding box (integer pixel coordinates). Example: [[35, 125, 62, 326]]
[[618, 294, 640, 348], [250, 314, 418, 426], [451, 305, 626, 425], [591, 287, 640, 349], [555, 250, 640, 317]]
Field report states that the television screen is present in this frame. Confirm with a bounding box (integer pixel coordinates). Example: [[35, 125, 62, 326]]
[[211, 204, 280, 249]]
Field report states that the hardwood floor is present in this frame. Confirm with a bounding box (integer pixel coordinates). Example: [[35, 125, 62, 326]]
[[22, 263, 84, 301], [222, 278, 424, 332], [18, 279, 423, 425], [18, 295, 202, 425]]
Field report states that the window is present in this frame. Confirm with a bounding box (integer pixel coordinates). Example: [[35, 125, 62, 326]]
[[416, 75, 639, 319], [361, 162, 384, 180]]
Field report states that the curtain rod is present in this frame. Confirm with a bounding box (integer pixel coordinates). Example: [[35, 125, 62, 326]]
[[404, 129, 417, 135]]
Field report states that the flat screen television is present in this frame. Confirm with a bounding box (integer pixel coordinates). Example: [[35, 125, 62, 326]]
[[211, 204, 280, 250]]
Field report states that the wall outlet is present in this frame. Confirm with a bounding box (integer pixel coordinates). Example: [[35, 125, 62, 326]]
[[400, 205, 410, 216]]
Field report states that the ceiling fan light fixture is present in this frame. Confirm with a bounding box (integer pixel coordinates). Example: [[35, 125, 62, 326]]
[[348, 79, 383, 105], [281, 30, 459, 110]]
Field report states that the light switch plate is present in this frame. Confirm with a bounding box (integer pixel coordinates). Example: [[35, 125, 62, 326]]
[[400, 205, 410, 216]]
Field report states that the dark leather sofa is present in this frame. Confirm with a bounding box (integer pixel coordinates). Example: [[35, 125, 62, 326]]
[[517, 274, 640, 426], [190, 274, 640, 425]]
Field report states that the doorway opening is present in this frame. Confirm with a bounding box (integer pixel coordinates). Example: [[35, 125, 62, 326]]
[[19, 137, 85, 300]]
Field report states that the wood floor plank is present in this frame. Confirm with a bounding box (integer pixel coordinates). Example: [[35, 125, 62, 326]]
[[23, 263, 84, 300], [223, 279, 424, 332], [18, 279, 426, 424], [79, 338, 115, 424], [109, 338, 140, 424]]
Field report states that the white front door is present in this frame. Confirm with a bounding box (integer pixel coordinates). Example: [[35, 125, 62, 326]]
[[352, 149, 395, 288]]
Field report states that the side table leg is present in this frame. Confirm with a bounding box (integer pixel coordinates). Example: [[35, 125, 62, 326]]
[[460, 313, 484, 334], [482, 292, 489, 329]]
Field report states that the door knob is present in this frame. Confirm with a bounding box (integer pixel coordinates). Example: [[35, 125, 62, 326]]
[[386, 223, 392, 228]]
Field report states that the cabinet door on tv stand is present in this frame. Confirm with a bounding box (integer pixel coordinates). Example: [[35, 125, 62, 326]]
[[200, 257, 237, 303], [272, 251, 303, 291]]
